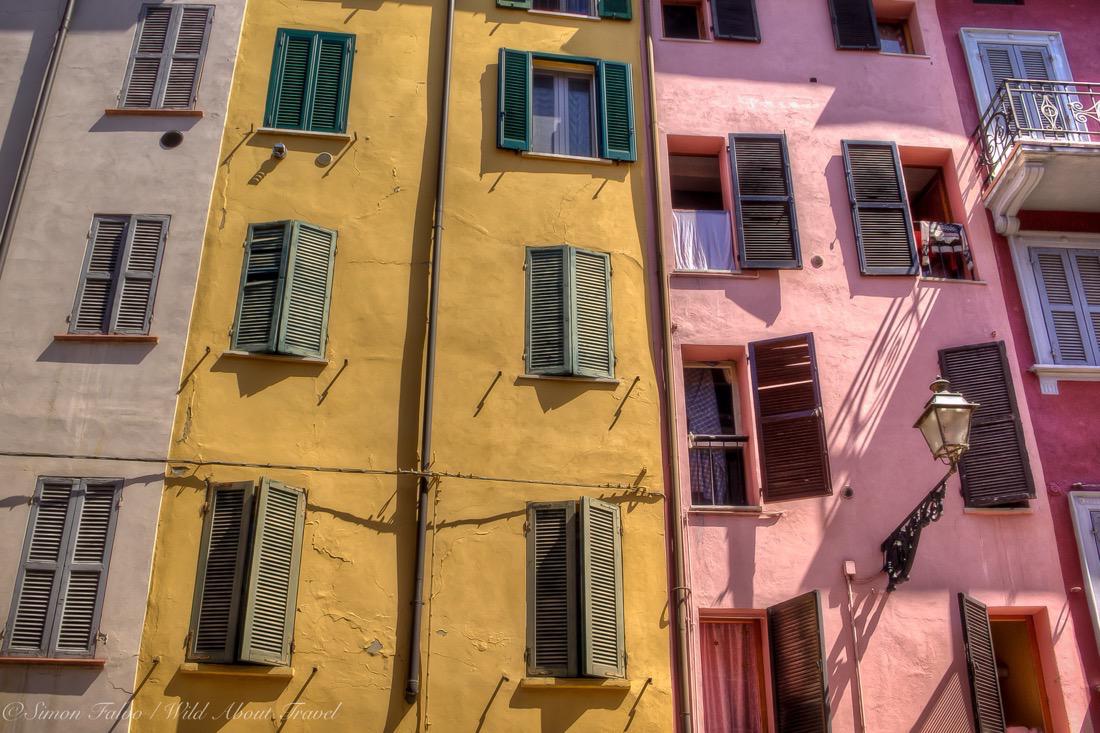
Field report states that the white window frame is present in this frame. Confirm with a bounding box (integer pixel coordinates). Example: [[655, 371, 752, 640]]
[[532, 67, 597, 159], [1007, 231, 1100, 394], [1070, 490, 1100, 658], [959, 28, 1073, 115]]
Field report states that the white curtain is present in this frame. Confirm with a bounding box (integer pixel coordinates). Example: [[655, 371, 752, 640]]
[[674, 210, 734, 272]]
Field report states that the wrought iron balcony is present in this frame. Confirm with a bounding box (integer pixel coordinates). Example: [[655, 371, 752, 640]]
[[975, 79, 1100, 232]]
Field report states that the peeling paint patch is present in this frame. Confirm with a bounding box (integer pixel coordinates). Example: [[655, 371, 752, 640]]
[[365, 639, 384, 656]]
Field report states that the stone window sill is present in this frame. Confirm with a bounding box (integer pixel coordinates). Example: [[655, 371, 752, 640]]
[[688, 504, 785, 516], [879, 52, 932, 60], [963, 506, 1034, 516], [520, 151, 614, 166], [527, 9, 600, 21], [255, 127, 352, 142], [0, 656, 106, 667], [671, 269, 759, 280], [222, 350, 329, 365], [1031, 364, 1100, 395], [519, 676, 631, 690], [105, 108, 203, 117], [179, 662, 294, 678], [518, 374, 619, 385], [55, 333, 158, 343]]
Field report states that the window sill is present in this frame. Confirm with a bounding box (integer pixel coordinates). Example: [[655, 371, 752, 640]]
[[963, 506, 1034, 516], [54, 333, 158, 343], [520, 151, 614, 166], [255, 127, 352, 142], [222, 350, 329, 365], [518, 373, 619, 385], [519, 677, 631, 690], [671, 270, 758, 280], [1030, 364, 1100, 395], [879, 52, 932, 60], [527, 9, 601, 21], [659, 37, 712, 44], [104, 107, 204, 117], [0, 656, 106, 667], [917, 277, 987, 286], [688, 505, 785, 518], [179, 662, 295, 678]]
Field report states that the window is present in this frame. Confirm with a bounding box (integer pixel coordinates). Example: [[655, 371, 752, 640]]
[[189, 479, 305, 665], [70, 215, 169, 335], [670, 152, 734, 271], [685, 366, 748, 506], [842, 141, 918, 275], [711, 0, 759, 40], [2, 478, 121, 659], [662, 2, 704, 39], [527, 499, 624, 678], [533, 0, 594, 15], [264, 29, 355, 134], [495, 0, 631, 20], [498, 49, 636, 162], [231, 220, 337, 359], [877, 19, 910, 54], [121, 4, 213, 109], [1030, 248, 1100, 365], [525, 245, 614, 379], [904, 165, 975, 280], [730, 134, 801, 269]]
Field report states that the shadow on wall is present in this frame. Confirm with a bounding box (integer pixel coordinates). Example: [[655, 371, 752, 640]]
[[38, 339, 157, 365], [508, 685, 630, 733], [210, 354, 328, 397], [910, 666, 972, 733], [163, 668, 293, 733], [0, 666, 102, 696]]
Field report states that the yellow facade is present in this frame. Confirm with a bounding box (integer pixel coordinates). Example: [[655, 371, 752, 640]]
[[132, 0, 672, 729]]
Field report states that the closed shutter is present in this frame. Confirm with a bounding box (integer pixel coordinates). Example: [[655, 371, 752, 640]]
[[114, 216, 169, 334], [526, 502, 578, 677], [526, 246, 569, 375], [842, 141, 917, 276], [498, 49, 531, 151], [958, 594, 1006, 733], [265, 30, 354, 133], [233, 222, 290, 353], [162, 6, 213, 108], [278, 223, 336, 358], [730, 134, 801, 269], [308, 35, 354, 133], [750, 334, 831, 502], [767, 591, 830, 732], [1073, 251, 1100, 363], [598, 61, 636, 162], [497, 0, 533, 8], [1031, 248, 1093, 364], [188, 482, 254, 663], [571, 248, 614, 379], [828, 0, 879, 50], [711, 0, 759, 41], [939, 342, 1034, 507], [121, 5, 212, 109], [71, 216, 128, 334], [239, 480, 305, 666], [580, 498, 624, 678], [268, 32, 311, 129], [978, 43, 1055, 135], [598, 0, 632, 20], [121, 5, 173, 108]]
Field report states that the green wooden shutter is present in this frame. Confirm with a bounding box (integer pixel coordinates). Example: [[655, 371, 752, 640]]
[[497, 0, 533, 8], [162, 6, 213, 109], [526, 502, 578, 677], [526, 246, 569, 375], [598, 61, 636, 162], [70, 216, 128, 334], [580, 497, 624, 678], [958, 593, 1006, 733], [308, 34, 355, 133], [730, 134, 801, 269], [121, 5, 173, 108], [498, 49, 531, 151], [232, 222, 290, 353], [939, 342, 1035, 507], [711, 0, 759, 40], [767, 591, 830, 733], [113, 216, 169, 335], [750, 333, 832, 502], [828, 0, 880, 50], [842, 141, 917, 275], [570, 248, 614, 379], [188, 482, 254, 663], [240, 479, 306, 666], [598, 0, 632, 20], [277, 222, 336, 358], [265, 30, 313, 131]]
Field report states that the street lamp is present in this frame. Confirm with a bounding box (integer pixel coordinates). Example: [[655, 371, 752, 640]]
[[914, 377, 979, 465]]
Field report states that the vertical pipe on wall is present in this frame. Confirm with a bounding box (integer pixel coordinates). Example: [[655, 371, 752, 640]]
[[0, 0, 78, 281], [844, 566, 868, 732], [405, 0, 456, 705]]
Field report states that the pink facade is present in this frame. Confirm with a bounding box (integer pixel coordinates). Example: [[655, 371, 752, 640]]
[[653, 0, 1093, 729]]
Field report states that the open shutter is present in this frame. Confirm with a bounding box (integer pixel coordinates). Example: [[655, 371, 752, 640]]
[[188, 481, 254, 663], [526, 502, 578, 677], [842, 141, 917, 275], [1073, 251, 1100, 364], [162, 6, 213, 109], [940, 342, 1034, 507], [730, 134, 800, 269], [711, 0, 759, 41], [526, 246, 569, 375], [598, 0, 632, 20], [240, 479, 305, 666], [580, 498, 624, 678], [308, 34, 354, 133], [2, 480, 78, 657], [266, 30, 313, 130], [277, 223, 336, 358], [233, 222, 289, 353], [497, 0, 533, 8], [498, 49, 531, 151], [1031, 249, 1092, 364], [750, 333, 831, 502], [113, 216, 169, 334], [827, 0, 879, 50], [71, 216, 127, 334], [598, 61, 636, 162], [570, 248, 614, 379], [121, 5, 173, 108], [958, 594, 1006, 733], [767, 591, 830, 732]]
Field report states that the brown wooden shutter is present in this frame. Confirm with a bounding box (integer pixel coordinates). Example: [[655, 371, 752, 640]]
[[842, 141, 917, 276], [711, 0, 759, 41], [767, 591, 830, 732], [526, 502, 578, 677], [939, 342, 1035, 507], [958, 593, 1006, 733], [580, 497, 624, 678], [827, 0, 879, 50], [750, 333, 832, 502], [730, 134, 801, 269]]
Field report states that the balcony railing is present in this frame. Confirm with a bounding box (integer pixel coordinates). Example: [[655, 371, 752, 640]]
[[976, 78, 1100, 184], [688, 434, 747, 506]]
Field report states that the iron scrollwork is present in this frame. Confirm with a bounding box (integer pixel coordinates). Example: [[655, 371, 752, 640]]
[[880, 467, 956, 592]]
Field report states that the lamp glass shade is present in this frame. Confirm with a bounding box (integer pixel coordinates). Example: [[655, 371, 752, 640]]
[[914, 391, 977, 462]]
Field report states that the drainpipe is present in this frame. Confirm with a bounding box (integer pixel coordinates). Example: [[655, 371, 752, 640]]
[[639, 1, 693, 730], [0, 0, 78, 280], [405, 0, 456, 704]]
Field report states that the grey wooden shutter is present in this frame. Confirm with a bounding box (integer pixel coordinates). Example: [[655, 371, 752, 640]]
[[526, 501, 578, 677], [277, 222, 336, 358], [114, 216, 169, 334], [711, 0, 759, 41], [580, 497, 624, 678], [828, 0, 879, 50], [750, 333, 832, 502], [526, 246, 569, 375], [958, 593, 1006, 733], [767, 591, 830, 732], [598, 61, 636, 162], [570, 248, 614, 379], [162, 6, 214, 109], [121, 5, 173, 108], [122, 5, 212, 109], [1073, 251, 1100, 363], [842, 141, 917, 276], [188, 481, 254, 663], [239, 479, 305, 666], [71, 216, 128, 334], [498, 49, 532, 151], [1031, 248, 1094, 364], [939, 342, 1035, 507], [232, 222, 290, 353], [730, 134, 801, 269]]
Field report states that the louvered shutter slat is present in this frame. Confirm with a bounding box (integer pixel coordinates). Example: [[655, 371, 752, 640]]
[[1074, 252, 1100, 362], [958, 594, 1006, 732], [767, 591, 829, 732], [72, 218, 127, 334], [161, 7, 211, 109], [828, 0, 879, 50], [527, 502, 578, 676], [599, 61, 635, 162], [1032, 249, 1090, 363], [731, 135, 800, 268], [309, 38, 349, 132], [122, 6, 172, 108], [711, 0, 759, 40], [271, 35, 312, 130], [526, 247, 568, 375], [571, 249, 614, 378], [498, 49, 531, 151], [234, 223, 288, 353], [580, 498, 624, 678], [115, 217, 167, 334], [842, 141, 916, 275], [277, 223, 336, 358]]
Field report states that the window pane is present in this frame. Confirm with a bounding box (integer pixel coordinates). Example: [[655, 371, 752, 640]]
[[567, 77, 593, 158], [533, 0, 559, 9], [662, 3, 702, 40], [564, 0, 591, 14], [532, 73, 557, 154]]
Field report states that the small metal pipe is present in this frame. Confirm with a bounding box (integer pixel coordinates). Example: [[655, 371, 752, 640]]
[[843, 566, 867, 733], [405, 0, 456, 704], [0, 0, 78, 280]]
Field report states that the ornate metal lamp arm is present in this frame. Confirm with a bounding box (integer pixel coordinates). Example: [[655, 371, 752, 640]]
[[881, 463, 958, 592]]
